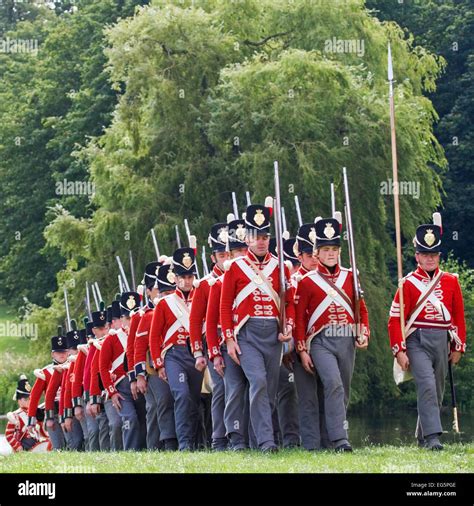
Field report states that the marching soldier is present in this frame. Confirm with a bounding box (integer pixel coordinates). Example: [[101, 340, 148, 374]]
[[99, 291, 144, 450], [135, 262, 178, 450], [220, 200, 295, 452], [89, 303, 123, 451], [206, 216, 254, 451], [150, 247, 204, 451], [6, 375, 51, 453], [190, 222, 229, 451], [388, 215, 466, 450], [28, 330, 68, 449], [295, 217, 370, 452]]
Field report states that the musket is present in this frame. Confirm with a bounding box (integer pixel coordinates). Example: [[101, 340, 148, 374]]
[[129, 250, 136, 290], [175, 225, 182, 249], [342, 167, 364, 344], [294, 195, 303, 227], [274, 161, 286, 333], [150, 228, 161, 261], [90, 282, 100, 310], [281, 206, 288, 234], [330, 183, 336, 217], [232, 192, 239, 219], [64, 288, 72, 332], [118, 274, 124, 293], [94, 282, 103, 303], [116, 255, 131, 292], [448, 361, 460, 433], [202, 246, 210, 276], [388, 42, 406, 345], [85, 282, 92, 319], [245, 191, 252, 207], [184, 218, 200, 278]]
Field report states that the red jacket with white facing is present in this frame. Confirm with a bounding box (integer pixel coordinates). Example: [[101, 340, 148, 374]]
[[99, 327, 129, 398], [6, 407, 50, 452], [27, 363, 55, 425], [126, 310, 143, 381], [134, 305, 154, 376], [205, 274, 224, 361], [294, 262, 370, 353], [388, 266, 466, 356], [189, 265, 224, 357], [149, 288, 195, 369], [220, 249, 295, 341]]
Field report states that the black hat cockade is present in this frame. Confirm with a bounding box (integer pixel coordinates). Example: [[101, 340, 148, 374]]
[[172, 247, 196, 276], [119, 291, 141, 317], [208, 223, 228, 253], [51, 326, 68, 352], [91, 301, 108, 328], [13, 374, 31, 401], [414, 213, 443, 254]]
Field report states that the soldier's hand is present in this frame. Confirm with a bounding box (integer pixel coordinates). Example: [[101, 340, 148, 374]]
[[396, 351, 410, 371], [130, 380, 139, 401], [355, 336, 368, 350], [60, 422, 66, 431], [213, 356, 225, 378], [300, 351, 315, 375], [158, 367, 168, 382], [278, 325, 293, 343], [195, 356, 207, 372], [74, 406, 84, 421], [226, 339, 241, 366], [85, 402, 93, 417], [64, 418, 73, 432], [449, 351, 462, 365], [90, 403, 101, 418], [282, 353, 294, 371], [137, 375, 147, 395], [111, 392, 124, 411], [46, 419, 55, 430]]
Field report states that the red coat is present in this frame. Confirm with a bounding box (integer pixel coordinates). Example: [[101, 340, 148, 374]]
[[134, 305, 154, 376], [388, 266, 466, 356], [27, 363, 55, 424], [294, 263, 369, 353], [63, 357, 76, 418], [189, 266, 224, 356], [44, 368, 63, 414], [99, 328, 128, 398], [220, 250, 295, 341], [6, 408, 50, 452], [205, 275, 224, 361], [89, 341, 104, 402], [126, 310, 142, 380], [149, 288, 194, 369], [71, 344, 88, 406]]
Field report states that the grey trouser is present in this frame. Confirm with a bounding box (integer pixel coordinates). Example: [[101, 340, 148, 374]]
[[165, 345, 203, 450], [310, 326, 355, 443], [147, 374, 176, 442], [208, 361, 227, 449], [275, 363, 300, 448], [64, 417, 84, 451], [116, 377, 141, 451], [222, 346, 251, 448], [406, 328, 449, 439], [86, 410, 110, 451], [144, 379, 160, 449], [104, 399, 123, 451], [46, 418, 65, 450], [238, 318, 282, 449]]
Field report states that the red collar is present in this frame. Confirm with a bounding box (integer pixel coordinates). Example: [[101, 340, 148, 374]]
[[175, 287, 194, 302], [317, 263, 341, 277], [212, 265, 223, 277], [247, 249, 272, 265], [298, 265, 311, 275], [414, 266, 440, 280]]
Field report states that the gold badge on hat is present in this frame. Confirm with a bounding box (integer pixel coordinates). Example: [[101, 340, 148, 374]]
[[236, 224, 246, 241], [126, 295, 137, 310], [167, 270, 176, 284], [324, 223, 335, 239], [182, 252, 192, 268], [309, 227, 317, 244], [57, 337, 63, 346], [218, 228, 228, 243], [254, 209, 265, 227], [25, 381, 32, 392], [424, 229, 435, 247], [293, 241, 299, 257], [100, 314, 105, 320]]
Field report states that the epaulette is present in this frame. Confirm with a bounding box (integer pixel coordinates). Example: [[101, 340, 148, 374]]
[[34, 368, 46, 381]]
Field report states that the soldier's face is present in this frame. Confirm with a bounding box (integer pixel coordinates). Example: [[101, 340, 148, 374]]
[[317, 246, 340, 267], [18, 397, 29, 409], [231, 247, 247, 259], [177, 274, 194, 292], [120, 315, 131, 330], [111, 318, 122, 330], [212, 251, 230, 270], [246, 233, 270, 256], [92, 326, 108, 338], [147, 286, 159, 300], [416, 252, 440, 272], [51, 351, 68, 364], [299, 251, 318, 271]]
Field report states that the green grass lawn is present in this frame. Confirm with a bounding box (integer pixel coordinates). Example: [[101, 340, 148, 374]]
[[1, 444, 473, 473]]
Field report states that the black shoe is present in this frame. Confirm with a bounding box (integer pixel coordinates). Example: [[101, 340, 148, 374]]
[[425, 437, 443, 451], [231, 444, 247, 452], [164, 438, 178, 451], [261, 445, 279, 454], [417, 438, 427, 448], [335, 442, 353, 453]]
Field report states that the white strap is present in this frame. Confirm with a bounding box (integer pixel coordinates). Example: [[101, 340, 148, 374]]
[[162, 294, 191, 344], [234, 257, 279, 309], [163, 319, 182, 344], [110, 329, 128, 373], [404, 272, 449, 334], [306, 270, 352, 333]]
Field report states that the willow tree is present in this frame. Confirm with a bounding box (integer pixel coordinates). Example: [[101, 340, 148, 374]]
[[35, 0, 446, 405]]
